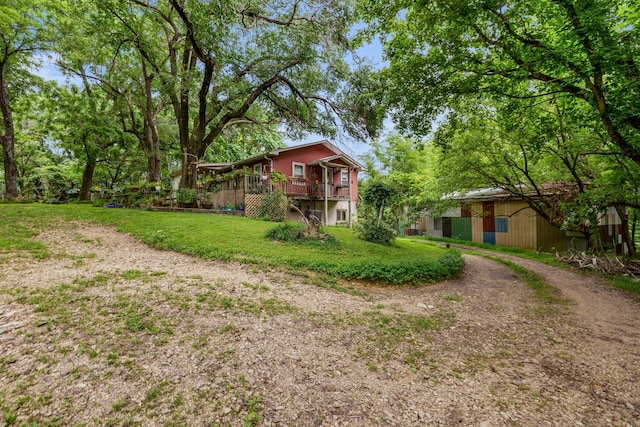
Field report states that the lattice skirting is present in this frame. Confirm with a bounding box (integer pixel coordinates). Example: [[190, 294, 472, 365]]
[[244, 193, 288, 221]]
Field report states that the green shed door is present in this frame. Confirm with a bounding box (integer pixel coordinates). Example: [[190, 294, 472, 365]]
[[451, 217, 472, 241]]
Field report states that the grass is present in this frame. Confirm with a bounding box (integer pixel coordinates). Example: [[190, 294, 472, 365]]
[[407, 235, 563, 263], [603, 273, 640, 295], [0, 204, 462, 285], [481, 254, 567, 307], [409, 234, 640, 296]]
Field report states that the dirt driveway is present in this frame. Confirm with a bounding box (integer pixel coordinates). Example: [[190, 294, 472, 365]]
[[1, 223, 639, 426]]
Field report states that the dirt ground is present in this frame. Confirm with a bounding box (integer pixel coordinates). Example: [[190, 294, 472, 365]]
[[1, 222, 639, 426]]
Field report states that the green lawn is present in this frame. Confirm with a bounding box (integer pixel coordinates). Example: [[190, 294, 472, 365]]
[[407, 235, 640, 296], [0, 204, 462, 285]]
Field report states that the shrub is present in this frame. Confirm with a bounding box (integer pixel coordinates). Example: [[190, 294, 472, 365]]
[[265, 222, 341, 248], [355, 221, 397, 246], [265, 222, 304, 242], [176, 188, 197, 204]]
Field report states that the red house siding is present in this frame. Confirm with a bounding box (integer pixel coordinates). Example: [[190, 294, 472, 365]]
[[272, 145, 336, 177], [270, 145, 359, 202]]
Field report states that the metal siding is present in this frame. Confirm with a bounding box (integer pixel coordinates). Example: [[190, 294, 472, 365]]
[[451, 217, 472, 241], [494, 201, 538, 249], [471, 203, 484, 243], [536, 215, 567, 252], [434, 217, 442, 230], [443, 207, 462, 217], [424, 216, 435, 235], [483, 232, 496, 245], [418, 216, 427, 230]]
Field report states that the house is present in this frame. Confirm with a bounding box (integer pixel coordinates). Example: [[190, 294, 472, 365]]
[[193, 140, 362, 226], [417, 186, 626, 253]]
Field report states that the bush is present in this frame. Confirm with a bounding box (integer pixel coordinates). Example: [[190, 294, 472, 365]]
[[176, 188, 197, 204], [355, 221, 397, 246], [265, 222, 342, 248], [265, 222, 305, 242]]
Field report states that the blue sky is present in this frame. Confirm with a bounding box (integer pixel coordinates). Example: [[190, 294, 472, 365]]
[[33, 38, 390, 162], [286, 38, 390, 160]]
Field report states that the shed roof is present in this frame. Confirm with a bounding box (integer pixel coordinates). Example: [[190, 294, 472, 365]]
[[453, 182, 582, 201]]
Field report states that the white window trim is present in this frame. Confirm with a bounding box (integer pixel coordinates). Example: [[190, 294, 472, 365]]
[[341, 170, 349, 185], [292, 162, 305, 179], [253, 163, 261, 175]]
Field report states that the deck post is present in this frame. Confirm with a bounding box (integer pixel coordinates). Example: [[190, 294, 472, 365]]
[[348, 167, 353, 228], [322, 163, 329, 226]]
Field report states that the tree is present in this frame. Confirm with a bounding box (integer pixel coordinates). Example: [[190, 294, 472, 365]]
[[0, 0, 51, 196], [202, 108, 284, 163], [51, 0, 167, 185], [359, 0, 640, 167], [10, 86, 71, 199], [431, 93, 640, 253], [360, 133, 437, 231], [46, 83, 131, 201], [120, 0, 380, 188], [357, 181, 400, 245]]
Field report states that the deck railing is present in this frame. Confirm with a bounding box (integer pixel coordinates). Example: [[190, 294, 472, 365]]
[[242, 175, 350, 199]]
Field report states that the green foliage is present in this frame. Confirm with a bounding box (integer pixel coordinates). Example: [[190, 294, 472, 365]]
[[254, 192, 287, 221], [24, 164, 77, 203], [0, 0, 53, 197], [358, 181, 400, 245], [175, 189, 197, 204], [359, 0, 640, 166], [320, 250, 463, 284], [355, 221, 396, 246], [0, 204, 463, 285], [244, 397, 262, 427], [361, 181, 400, 214], [270, 171, 287, 184], [265, 222, 341, 248], [265, 222, 305, 243]]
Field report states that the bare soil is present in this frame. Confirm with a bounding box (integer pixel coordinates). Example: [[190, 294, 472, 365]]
[[1, 222, 639, 426]]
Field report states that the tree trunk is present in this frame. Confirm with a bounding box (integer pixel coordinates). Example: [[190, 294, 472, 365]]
[[79, 161, 96, 201], [142, 67, 162, 184], [0, 63, 19, 197], [180, 150, 196, 189], [143, 118, 161, 183], [615, 204, 636, 257], [147, 154, 161, 184]]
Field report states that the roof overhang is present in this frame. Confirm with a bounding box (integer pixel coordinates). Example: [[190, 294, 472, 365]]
[[307, 154, 363, 170]]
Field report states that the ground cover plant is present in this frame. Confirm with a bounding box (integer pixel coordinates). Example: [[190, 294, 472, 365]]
[[1, 204, 639, 426], [409, 235, 640, 296], [0, 204, 462, 285]]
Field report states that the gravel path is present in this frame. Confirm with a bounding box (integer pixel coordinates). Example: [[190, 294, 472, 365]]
[[1, 222, 639, 426]]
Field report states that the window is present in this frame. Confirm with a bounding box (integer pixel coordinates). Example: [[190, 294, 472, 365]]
[[341, 170, 349, 185], [292, 162, 305, 178], [253, 163, 261, 175], [337, 209, 347, 222], [495, 217, 508, 233]]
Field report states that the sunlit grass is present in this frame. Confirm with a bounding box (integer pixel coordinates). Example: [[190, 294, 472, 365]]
[[0, 204, 462, 285]]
